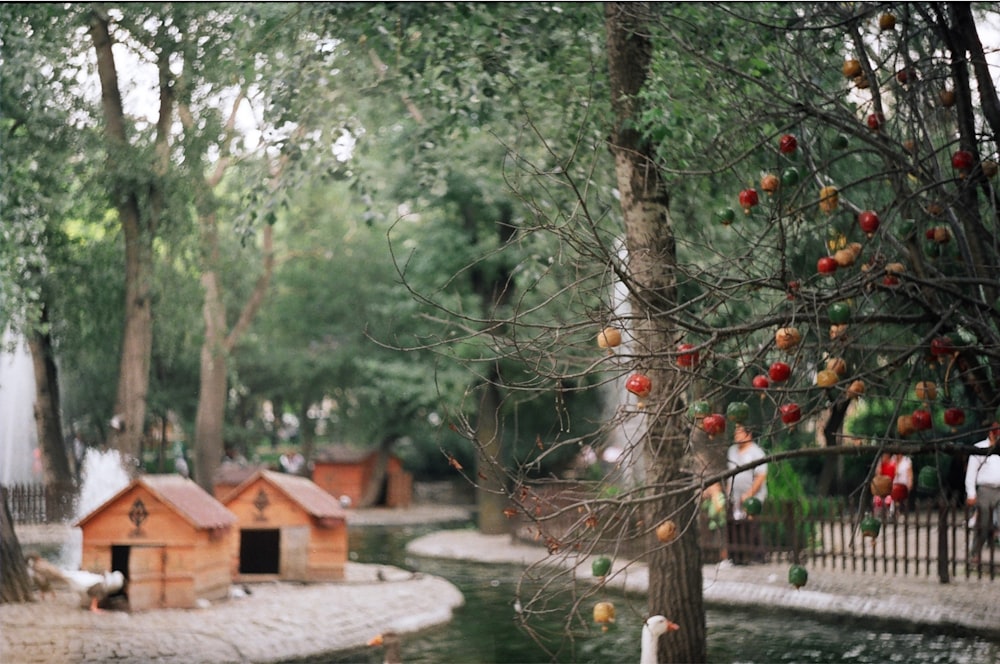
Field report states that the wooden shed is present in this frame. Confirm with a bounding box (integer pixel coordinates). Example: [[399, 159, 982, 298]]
[[221, 470, 348, 582], [311, 445, 412, 508], [74, 474, 237, 611]]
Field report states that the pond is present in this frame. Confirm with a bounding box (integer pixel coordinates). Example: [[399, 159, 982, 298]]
[[319, 522, 999, 664]]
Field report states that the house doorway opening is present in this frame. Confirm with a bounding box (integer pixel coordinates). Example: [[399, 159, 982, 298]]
[[240, 529, 280, 574]]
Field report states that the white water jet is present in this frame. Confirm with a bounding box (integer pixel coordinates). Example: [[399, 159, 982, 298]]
[[0, 327, 41, 485], [601, 243, 649, 488], [59, 448, 131, 569]]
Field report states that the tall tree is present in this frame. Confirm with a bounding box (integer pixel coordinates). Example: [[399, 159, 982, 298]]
[[605, 4, 704, 660], [87, 7, 168, 463]]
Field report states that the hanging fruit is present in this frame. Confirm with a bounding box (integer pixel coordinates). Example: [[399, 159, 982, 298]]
[[817, 256, 838, 275], [781, 167, 800, 187], [897, 414, 916, 437], [930, 336, 954, 357], [774, 327, 802, 351], [656, 519, 679, 543], [952, 150, 974, 175], [689, 400, 711, 421], [982, 160, 998, 178], [726, 401, 750, 424], [626, 373, 652, 399], [846, 379, 865, 399], [830, 324, 848, 340], [871, 474, 892, 497], [788, 564, 809, 589], [842, 59, 862, 78], [878, 12, 897, 31], [818, 186, 839, 213], [597, 327, 622, 350], [912, 408, 933, 431], [739, 188, 759, 214], [917, 465, 938, 492], [677, 343, 700, 367], [742, 497, 763, 517], [832, 134, 849, 150], [769, 361, 791, 383], [867, 113, 885, 132], [779, 134, 798, 154], [828, 302, 851, 325], [716, 207, 737, 225], [779, 403, 801, 425], [858, 211, 880, 238], [834, 245, 858, 268], [944, 407, 966, 428], [931, 226, 950, 244], [591, 555, 612, 578], [593, 601, 616, 631], [826, 357, 847, 376], [752, 374, 770, 390], [815, 369, 839, 388], [861, 515, 882, 538], [939, 89, 956, 107], [914, 381, 937, 401], [701, 413, 727, 438], [760, 173, 780, 195]]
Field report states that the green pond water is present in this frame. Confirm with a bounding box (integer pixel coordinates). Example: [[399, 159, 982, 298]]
[[316, 522, 999, 664]]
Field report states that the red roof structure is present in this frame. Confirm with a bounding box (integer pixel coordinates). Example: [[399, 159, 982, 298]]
[[75, 473, 236, 531], [224, 469, 346, 519]]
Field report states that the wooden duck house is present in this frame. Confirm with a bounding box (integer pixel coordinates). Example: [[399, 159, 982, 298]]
[[221, 470, 348, 582], [74, 474, 237, 611], [311, 445, 412, 508]]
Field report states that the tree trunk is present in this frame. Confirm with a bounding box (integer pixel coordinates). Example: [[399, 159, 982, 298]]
[[359, 436, 394, 508], [193, 272, 227, 491], [475, 375, 509, 534], [193, 215, 274, 491], [606, 3, 706, 661], [90, 10, 156, 468], [27, 312, 75, 520], [0, 495, 33, 604]]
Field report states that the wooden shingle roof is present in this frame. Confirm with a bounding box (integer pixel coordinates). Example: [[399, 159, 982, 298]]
[[75, 474, 237, 530], [224, 470, 347, 520]]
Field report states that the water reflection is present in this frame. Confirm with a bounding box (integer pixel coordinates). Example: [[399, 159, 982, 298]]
[[325, 523, 1000, 664]]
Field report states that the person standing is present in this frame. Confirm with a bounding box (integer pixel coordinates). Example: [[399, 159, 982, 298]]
[[965, 422, 1000, 566], [726, 425, 768, 564]]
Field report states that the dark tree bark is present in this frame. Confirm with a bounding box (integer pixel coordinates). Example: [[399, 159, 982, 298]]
[[27, 306, 75, 520], [89, 9, 157, 467], [0, 496, 33, 604], [606, 3, 706, 662]]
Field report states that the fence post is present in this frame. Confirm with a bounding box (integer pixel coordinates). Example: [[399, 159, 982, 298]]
[[787, 500, 799, 565], [937, 497, 950, 584]]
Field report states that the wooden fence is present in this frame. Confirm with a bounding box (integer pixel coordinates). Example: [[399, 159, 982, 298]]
[[1, 484, 75, 524], [510, 486, 998, 582]]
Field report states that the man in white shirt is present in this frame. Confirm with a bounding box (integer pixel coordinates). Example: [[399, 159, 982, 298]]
[[725, 425, 768, 564], [965, 422, 1000, 565]]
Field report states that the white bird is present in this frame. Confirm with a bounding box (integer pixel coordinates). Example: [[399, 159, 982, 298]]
[[60, 569, 125, 612], [640, 615, 680, 664]]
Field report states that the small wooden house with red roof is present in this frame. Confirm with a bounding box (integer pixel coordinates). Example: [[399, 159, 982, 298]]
[[311, 445, 412, 508], [74, 474, 237, 611], [221, 469, 348, 582]]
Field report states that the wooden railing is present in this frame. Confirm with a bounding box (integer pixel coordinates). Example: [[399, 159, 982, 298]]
[[1, 483, 75, 524], [510, 486, 998, 582]]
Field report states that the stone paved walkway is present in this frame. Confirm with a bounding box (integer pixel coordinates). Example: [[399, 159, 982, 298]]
[[4, 506, 999, 663]]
